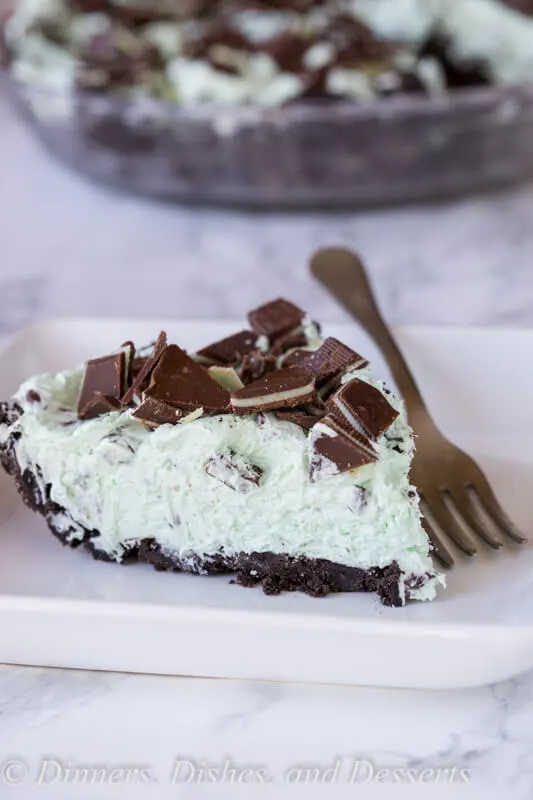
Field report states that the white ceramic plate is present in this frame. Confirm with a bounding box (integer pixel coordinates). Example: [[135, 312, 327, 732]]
[[0, 319, 532, 690]]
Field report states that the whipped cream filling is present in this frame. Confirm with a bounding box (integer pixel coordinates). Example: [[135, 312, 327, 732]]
[[0, 355, 444, 602]]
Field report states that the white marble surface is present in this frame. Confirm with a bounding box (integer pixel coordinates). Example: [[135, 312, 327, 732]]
[[3, 83, 533, 800]]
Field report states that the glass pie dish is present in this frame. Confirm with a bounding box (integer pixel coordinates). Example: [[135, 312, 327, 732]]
[[5, 73, 533, 208]]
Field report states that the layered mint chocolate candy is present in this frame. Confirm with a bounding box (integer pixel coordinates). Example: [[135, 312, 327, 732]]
[[0, 299, 444, 606]]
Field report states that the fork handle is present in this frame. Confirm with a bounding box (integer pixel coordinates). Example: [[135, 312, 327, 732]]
[[310, 248, 430, 423]]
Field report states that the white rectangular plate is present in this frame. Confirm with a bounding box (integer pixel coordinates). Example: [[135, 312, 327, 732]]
[[1, 319, 532, 689]]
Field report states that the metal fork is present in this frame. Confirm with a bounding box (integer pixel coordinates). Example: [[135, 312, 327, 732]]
[[311, 247, 527, 566]]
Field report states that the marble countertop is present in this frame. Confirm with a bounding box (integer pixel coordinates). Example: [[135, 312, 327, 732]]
[[3, 86, 533, 799]]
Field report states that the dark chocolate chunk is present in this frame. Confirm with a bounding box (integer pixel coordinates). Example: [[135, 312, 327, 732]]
[[309, 428, 377, 482], [269, 329, 308, 356], [145, 345, 230, 412], [231, 367, 315, 415], [327, 379, 399, 441], [122, 331, 167, 405], [120, 340, 136, 389], [132, 396, 182, 428], [274, 411, 318, 431], [282, 348, 313, 369], [240, 350, 277, 385], [321, 413, 377, 456], [79, 393, 122, 421], [205, 449, 262, 493], [25, 390, 41, 404], [78, 351, 126, 417], [248, 298, 305, 338], [207, 366, 244, 392], [132, 356, 148, 379], [196, 330, 257, 365]]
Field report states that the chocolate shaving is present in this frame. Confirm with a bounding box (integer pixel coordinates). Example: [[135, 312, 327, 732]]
[[122, 331, 167, 405], [78, 351, 126, 417], [205, 449, 262, 493], [132, 396, 182, 428], [327, 379, 399, 441], [145, 344, 230, 412], [79, 393, 122, 421], [231, 367, 315, 415], [196, 330, 257, 366], [248, 298, 305, 339]]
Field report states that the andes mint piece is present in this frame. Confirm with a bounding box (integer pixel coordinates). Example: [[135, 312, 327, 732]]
[[122, 331, 167, 405], [281, 348, 313, 368], [309, 426, 377, 482], [274, 411, 318, 431], [281, 338, 367, 391], [196, 330, 256, 366], [145, 345, 230, 412], [132, 397, 182, 429], [206, 450, 262, 494], [248, 299, 305, 339], [328, 379, 399, 441], [120, 340, 136, 388], [270, 329, 308, 357], [240, 350, 277, 385], [132, 356, 147, 379], [208, 366, 244, 392], [321, 414, 377, 457], [78, 351, 126, 417], [79, 393, 122, 421], [231, 367, 315, 415]]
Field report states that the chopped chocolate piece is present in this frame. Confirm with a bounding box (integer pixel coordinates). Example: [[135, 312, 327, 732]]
[[327, 379, 399, 441], [196, 330, 256, 366], [79, 393, 122, 421], [309, 428, 377, 482], [132, 357, 147, 379], [274, 411, 318, 431], [25, 390, 41, 404], [78, 350, 126, 417], [205, 449, 262, 493], [132, 396, 182, 428], [321, 413, 376, 457], [270, 329, 308, 357], [281, 348, 313, 369], [311, 338, 368, 387], [280, 338, 367, 391], [145, 345, 230, 412], [208, 366, 244, 392], [122, 331, 167, 405], [240, 350, 277, 385], [248, 298, 305, 339], [231, 367, 315, 415], [120, 340, 136, 389]]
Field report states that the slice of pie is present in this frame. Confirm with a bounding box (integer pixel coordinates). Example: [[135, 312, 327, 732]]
[[0, 299, 444, 606]]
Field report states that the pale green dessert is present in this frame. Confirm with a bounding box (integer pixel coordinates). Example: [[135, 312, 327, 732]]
[[0, 300, 444, 606]]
